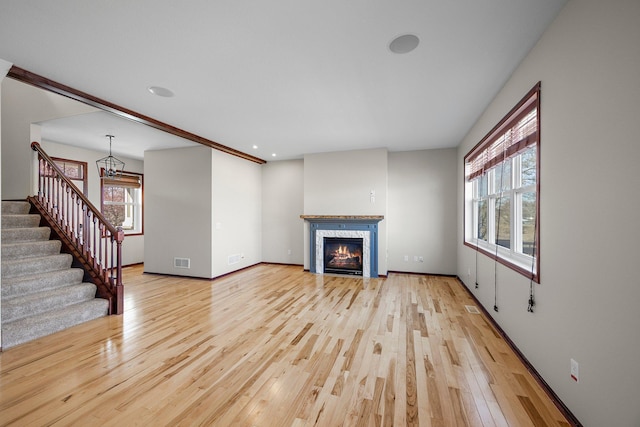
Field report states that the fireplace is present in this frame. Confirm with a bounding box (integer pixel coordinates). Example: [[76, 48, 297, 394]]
[[323, 237, 363, 276], [301, 215, 384, 278]]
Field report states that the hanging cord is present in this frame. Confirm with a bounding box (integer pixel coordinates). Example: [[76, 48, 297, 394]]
[[476, 166, 489, 289], [527, 208, 538, 313], [493, 160, 506, 312], [475, 173, 483, 289], [475, 237, 479, 289]]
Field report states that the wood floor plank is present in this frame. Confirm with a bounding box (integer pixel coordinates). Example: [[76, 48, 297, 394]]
[[0, 265, 573, 426]]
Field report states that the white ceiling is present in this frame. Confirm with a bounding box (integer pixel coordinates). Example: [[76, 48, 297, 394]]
[[37, 111, 199, 161], [0, 0, 567, 162]]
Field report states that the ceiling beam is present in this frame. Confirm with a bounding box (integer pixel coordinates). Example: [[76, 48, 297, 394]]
[[7, 66, 266, 164]]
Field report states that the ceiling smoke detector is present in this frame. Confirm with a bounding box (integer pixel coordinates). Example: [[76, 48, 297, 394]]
[[389, 34, 420, 54]]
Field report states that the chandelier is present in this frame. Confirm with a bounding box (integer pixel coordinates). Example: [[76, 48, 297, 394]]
[[96, 134, 125, 178]]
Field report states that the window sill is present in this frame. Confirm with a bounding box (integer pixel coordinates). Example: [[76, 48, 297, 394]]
[[465, 239, 539, 283]]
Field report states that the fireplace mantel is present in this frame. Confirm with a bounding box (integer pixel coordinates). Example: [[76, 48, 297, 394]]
[[301, 215, 383, 277], [300, 215, 384, 221]]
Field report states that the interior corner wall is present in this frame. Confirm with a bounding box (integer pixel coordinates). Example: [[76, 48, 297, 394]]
[[211, 149, 262, 277], [456, 1, 640, 425], [261, 159, 304, 265], [303, 148, 388, 274], [144, 146, 213, 278], [388, 149, 457, 274], [0, 78, 98, 200], [0, 58, 10, 348]]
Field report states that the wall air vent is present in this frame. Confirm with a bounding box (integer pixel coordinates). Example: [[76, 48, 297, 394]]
[[174, 257, 191, 269], [465, 305, 480, 314]]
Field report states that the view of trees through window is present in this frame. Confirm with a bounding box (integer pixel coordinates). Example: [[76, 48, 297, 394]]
[[101, 172, 143, 234], [102, 186, 133, 229]]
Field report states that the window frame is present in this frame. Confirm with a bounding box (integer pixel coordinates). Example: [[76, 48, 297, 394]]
[[48, 157, 88, 196], [464, 82, 540, 283], [100, 170, 144, 236]]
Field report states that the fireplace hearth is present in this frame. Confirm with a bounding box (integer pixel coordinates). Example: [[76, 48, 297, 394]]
[[323, 237, 363, 275]]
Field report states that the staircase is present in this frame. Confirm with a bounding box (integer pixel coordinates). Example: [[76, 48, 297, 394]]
[[1, 201, 109, 349]]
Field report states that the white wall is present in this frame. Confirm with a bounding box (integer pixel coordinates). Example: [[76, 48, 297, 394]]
[[39, 139, 144, 265], [0, 58, 13, 348], [303, 148, 388, 274], [211, 149, 262, 277], [0, 78, 98, 199], [144, 146, 262, 279], [144, 146, 213, 278], [388, 149, 457, 274], [261, 159, 304, 265], [456, 1, 640, 425]]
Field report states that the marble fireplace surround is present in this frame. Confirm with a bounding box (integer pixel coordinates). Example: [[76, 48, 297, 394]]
[[301, 215, 384, 278]]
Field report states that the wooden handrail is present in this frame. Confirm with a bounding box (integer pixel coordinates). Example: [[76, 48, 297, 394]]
[[32, 142, 120, 236], [30, 141, 124, 314]]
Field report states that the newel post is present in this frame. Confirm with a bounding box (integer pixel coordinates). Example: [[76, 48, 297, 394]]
[[114, 226, 125, 315]]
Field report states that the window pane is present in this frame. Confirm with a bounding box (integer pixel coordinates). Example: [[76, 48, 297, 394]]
[[521, 146, 537, 187], [125, 188, 134, 203], [103, 187, 125, 203], [478, 199, 488, 241], [478, 175, 488, 197], [103, 204, 126, 227], [522, 191, 537, 255], [495, 196, 511, 248], [54, 160, 84, 179], [493, 161, 511, 192]]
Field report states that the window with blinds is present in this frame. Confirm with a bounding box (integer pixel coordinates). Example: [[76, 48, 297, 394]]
[[101, 171, 143, 235], [464, 82, 540, 282]]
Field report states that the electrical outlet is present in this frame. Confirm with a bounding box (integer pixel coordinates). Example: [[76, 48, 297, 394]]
[[287, 249, 291, 255], [413, 256, 418, 262], [570, 359, 579, 382], [403, 255, 409, 262], [418, 256, 424, 262], [467, 268, 471, 277]]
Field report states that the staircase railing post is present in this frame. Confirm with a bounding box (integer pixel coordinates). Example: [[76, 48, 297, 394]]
[[115, 226, 125, 314]]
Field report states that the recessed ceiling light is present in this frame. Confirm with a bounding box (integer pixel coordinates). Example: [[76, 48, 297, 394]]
[[253, 145, 258, 149], [271, 153, 277, 157], [147, 86, 174, 97], [389, 34, 420, 54]]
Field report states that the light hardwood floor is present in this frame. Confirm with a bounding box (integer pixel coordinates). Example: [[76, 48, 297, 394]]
[[0, 264, 571, 426]]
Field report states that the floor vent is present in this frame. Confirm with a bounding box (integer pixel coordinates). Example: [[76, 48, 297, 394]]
[[174, 257, 190, 269], [465, 305, 480, 314]]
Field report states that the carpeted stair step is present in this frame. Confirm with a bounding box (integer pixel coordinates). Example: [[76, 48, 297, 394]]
[[2, 240, 62, 260], [1, 299, 110, 349], [1, 226, 51, 244], [2, 269, 85, 298], [2, 253, 73, 279], [2, 214, 41, 229], [1, 201, 31, 215], [1, 200, 110, 350], [2, 282, 99, 323]]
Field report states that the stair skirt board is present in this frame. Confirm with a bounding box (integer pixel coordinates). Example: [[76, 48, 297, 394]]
[[1, 200, 109, 350]]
